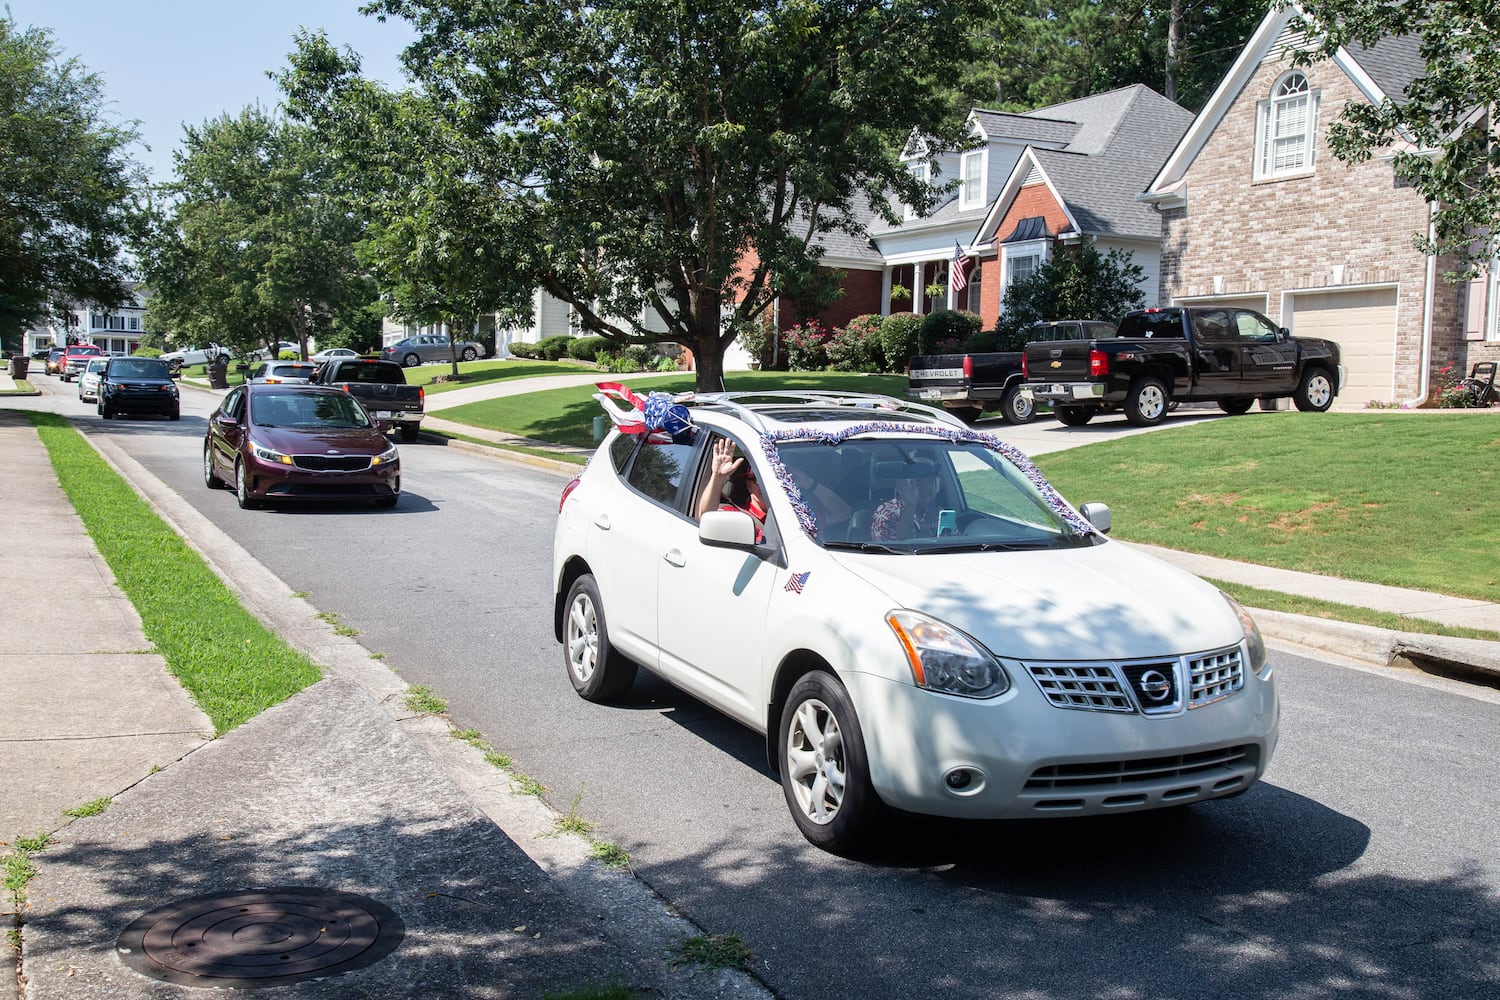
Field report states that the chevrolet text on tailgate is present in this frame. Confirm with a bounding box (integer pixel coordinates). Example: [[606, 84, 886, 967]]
[[553, 386, 1279, 855], [1024, 306, 1343, 426]]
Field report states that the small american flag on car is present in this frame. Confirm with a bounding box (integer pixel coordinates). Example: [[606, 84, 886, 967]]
[[784, 571, 811, 594]]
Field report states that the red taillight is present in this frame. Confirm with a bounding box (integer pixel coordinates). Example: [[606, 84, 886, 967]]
[[418, 386, 425, 404], [1089, 349, 1110, 378], [1022, 353, 1028, 378], [962, 355, 973, 379], [559, 476, 581, 512]]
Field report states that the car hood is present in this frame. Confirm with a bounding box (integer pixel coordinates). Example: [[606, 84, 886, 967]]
[[252, 426, 389, 454], [834, 539, 1242, 661], [106, 378, 173, 388]]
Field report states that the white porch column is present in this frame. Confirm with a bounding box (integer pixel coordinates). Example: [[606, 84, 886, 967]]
[[881, 267, 892, 318], [913, 262, 926, 315]]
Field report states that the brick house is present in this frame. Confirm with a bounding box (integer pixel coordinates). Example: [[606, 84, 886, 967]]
[[1140, 6, 1499, 405]]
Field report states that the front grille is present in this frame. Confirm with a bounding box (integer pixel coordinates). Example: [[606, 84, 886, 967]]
[[1024, 744, 1258, 791], [1025, 645, 1245, 715], [293, 455, 371, 472]]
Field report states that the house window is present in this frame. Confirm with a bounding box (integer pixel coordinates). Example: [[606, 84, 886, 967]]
[[960, 150, 984, 210], [904, 161, 929, 220], [1255, 72, 1318, 179], [1006, 249, 1043, 287]]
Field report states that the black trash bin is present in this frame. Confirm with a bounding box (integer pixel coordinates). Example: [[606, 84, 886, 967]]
[[9, 355, 28, 379], [207, 359, 229, 389]]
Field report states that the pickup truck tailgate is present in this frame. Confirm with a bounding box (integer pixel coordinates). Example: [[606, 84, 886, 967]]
[[1025, 340, 1094, 381]]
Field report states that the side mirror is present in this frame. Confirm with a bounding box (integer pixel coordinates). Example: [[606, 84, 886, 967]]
[[1079, 502, 1111, 534], [1277, 327, 1290, 340], [699, 509, 758, 549]]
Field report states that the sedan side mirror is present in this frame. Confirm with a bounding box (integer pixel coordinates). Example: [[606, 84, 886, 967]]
[[1079, 502, 1111, 534]]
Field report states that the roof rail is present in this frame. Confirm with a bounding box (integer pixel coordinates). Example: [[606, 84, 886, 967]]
[[687, 390, 968, 434]]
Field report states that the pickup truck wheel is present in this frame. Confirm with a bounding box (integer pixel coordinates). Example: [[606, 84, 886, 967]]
[[399, 423, 420, 442], [779, 671, 885, 855], [564, 574, 638, 702], [460, 346, 477, 362], [1218, 398, 1255, 415], [1000, 385, 1035, 424], [1054, 405, 1095, 426], [401, 352, 420, 368], [948, 405, 982, 424], [1294, 369, 1334, 412], [1124, 377, 1169, 427]]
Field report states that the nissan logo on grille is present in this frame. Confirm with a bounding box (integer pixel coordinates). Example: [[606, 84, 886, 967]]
[[1136, 669, 1173, 703]]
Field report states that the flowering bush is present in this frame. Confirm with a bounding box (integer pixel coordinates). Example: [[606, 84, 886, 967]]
[[784, 321, 834, 371], [1434, 364, 1480, 408], [824, 314, 885, 372]]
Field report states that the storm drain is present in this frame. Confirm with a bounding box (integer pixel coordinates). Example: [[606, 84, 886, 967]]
[[116, 887, 404, 989]]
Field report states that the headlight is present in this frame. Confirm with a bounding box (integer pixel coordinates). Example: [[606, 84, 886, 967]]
[[886, 610, 1009, 699], [1222, 593, 1270, 677], [249, 438, 292, 465], [371, 444, 398, 466]]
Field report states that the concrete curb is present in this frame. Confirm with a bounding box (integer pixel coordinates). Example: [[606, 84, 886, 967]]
[[1249, 607, 1500, 683]]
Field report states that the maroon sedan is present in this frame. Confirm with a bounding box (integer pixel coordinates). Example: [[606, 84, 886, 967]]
[[203, 384, 400, 510]]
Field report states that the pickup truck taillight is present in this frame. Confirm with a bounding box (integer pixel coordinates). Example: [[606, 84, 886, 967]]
[[962, 356, 973, 379], [1021, 354, 1028, 378], [1089, 349, 1110, 378]]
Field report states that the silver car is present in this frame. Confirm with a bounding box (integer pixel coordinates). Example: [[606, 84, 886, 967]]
[[78, 357, 110, 402], [380, 334, 486, 367], [248, 361, 318, 384]]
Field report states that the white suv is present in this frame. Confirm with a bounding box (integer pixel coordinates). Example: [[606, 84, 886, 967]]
[[552, 390, 1279, 854]]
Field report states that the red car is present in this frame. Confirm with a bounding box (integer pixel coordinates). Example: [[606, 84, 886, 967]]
[[203, 384, 401, 510], [59, 344, 105, 382]]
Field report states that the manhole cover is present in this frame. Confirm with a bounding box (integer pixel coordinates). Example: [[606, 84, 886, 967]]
[[116, 887, 404, 989]]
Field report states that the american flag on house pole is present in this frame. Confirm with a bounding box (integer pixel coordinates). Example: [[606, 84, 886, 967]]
[[950, 242, 972, 294]]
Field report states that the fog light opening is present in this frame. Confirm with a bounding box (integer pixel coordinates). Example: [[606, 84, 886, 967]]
[[942, 766, 985, 797]]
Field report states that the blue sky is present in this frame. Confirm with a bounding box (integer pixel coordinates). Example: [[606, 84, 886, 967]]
[[8, 1, 415, 185]]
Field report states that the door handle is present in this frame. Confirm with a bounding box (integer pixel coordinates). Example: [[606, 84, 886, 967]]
[[663, 549, 686, 568], [593, 514, 611, 530]]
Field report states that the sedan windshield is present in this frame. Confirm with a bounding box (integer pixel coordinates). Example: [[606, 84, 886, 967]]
[[776, 437, 1094, 552], [251, 392, 372, 429]]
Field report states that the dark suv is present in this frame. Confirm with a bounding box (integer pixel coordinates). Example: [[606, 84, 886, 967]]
[[98, 357, 180, 420], [1023, 320, 1117, 342]]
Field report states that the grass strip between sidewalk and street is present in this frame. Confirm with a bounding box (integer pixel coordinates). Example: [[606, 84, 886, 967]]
[[29, 412, 321, 734], [1211, 579, 1500, 643]]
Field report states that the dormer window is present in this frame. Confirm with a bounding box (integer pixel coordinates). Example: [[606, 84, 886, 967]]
[[960, 150, 985, 210], [903, 161, 929, 220], [1255, 72, 1318, 179]]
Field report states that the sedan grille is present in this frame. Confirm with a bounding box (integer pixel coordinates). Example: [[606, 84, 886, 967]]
[[292, 455, 372, 472], [1025, 646, 1244, 715]]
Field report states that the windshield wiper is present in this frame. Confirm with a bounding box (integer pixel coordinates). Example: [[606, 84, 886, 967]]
[[822, 540, 905, 554], [925, 539, 1053, 553]]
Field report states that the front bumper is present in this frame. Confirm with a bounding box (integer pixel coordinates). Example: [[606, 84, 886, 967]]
[[245, 456, 400, 501]]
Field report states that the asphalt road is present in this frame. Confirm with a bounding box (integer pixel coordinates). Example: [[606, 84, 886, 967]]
[[56, 382, 1500, 999]]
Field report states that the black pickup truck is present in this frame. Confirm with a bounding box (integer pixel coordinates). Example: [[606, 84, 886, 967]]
[[907, 320, 1116, 424], [1024, 306, 1343, 426], [310, 358, 425, 441]]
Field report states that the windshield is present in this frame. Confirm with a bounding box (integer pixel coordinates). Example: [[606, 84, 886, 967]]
[[775, 436, 1095, 552], [251, 392, 372, 429]]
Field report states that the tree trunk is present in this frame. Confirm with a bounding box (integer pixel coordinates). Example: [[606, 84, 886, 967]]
[[1165, 0, 1181, 104], [691, 333, 727, 394]]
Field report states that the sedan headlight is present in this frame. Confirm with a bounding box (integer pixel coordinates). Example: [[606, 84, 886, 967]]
[[371, 444, 398, 466], [886, 610, 1009, 699], [249, 438, 293, 465], [1222, 593, 1270, 677]]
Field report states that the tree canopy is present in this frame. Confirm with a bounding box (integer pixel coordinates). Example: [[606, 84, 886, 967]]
[[0, 15, 145, 350], [1290, 0, 1500, 278], [286, 0, 999, 390]]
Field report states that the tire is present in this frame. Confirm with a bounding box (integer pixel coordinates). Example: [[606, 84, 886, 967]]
[[235, 460, 260, 510], [999, 384, 1035, 424], [401, 352, 420, 368], [98, 403, 111, 420], [460, 346, 477, 362], [203, 443, 224, 489], [778, 671, 884, 855], [1124, 376, 1170, 427], [399, 423, 420, 443], [948, 405, 982, 424], [1053, 405, 1095, 426], [169, 407, 181, 421], [1218, 398, 1254, 415], [563, 575, 638, 702], [1293, 368, 1334, 412]]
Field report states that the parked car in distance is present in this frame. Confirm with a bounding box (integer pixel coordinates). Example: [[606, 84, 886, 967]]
[[202, 384, 400, 510], [98, 356, 180, 420], [59, 344, 105, 382], [245, 341, 299, 361], [248, 361, 318, 384], [160, 344, 234, 368], [78, 357, 110, 402], [311, 347, 360, 364], [380, 333, 486, 367], [553, 389, 1278, 854], [44, 347, 67, 375]]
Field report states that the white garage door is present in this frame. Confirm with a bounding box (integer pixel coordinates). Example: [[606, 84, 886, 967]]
[[1289, 288, 1398, 403], [1174, 295, 1270, 314]]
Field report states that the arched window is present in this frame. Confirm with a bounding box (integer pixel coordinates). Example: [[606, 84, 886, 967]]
[[1255, 72, 1318, 179]]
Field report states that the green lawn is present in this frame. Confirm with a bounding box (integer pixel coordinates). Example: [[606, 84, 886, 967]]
[[1032, 412, 1499, 602], [402, 358, 599, 393]]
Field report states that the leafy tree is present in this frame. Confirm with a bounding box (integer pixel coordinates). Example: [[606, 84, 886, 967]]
[[0, 15, 145, 351], [994, 244, 1146, 345], [1289, 0, 1500, 278], [289, 0, 998, 392], [140, 107, 372, 360]]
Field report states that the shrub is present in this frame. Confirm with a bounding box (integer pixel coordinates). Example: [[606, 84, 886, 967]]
[[606, 345, 655, 372], [784, 321, 834, 371], [920, 310, 982, 354], [736, 320, 776, 370], [825, 314, 885, 372], [879, 312, 924, 372], [537, 335, 574, 361], [963, 328, 1003, 353], [133, 347, 163, 358], [567, 336, 610, 362], [1435, 364, 1483, 408], [509, 341, 538, 359]]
